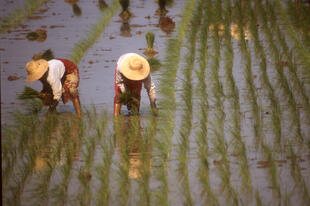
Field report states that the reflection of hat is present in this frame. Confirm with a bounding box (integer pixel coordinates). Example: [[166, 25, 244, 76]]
[[120, 54, 150, 80], [26, 59, 49, 82]]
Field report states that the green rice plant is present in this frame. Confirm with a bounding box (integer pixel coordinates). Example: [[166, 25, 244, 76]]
[[265, 0, 310, 124], [98, 0, 108, 11], [148, 57, 161, 72], [69, 0, 119, 64], [273, 0, 310, 79], [175, 1, 204, 205], [119, 0, 132, 19], [261, 143, 281, 202], [255, 190, 263, 206], [224, 0, 253, 196], [286, 1, 310, 51], [0, 0, 50, 33], [289, 146, 310, 204], [96, 131, 114, 206], [136, 117, 157, 206], [194, 1, 220, 205], [254, 0, 304, 144], [156, 0, 168, 15], [235, 1, 261, 146], [144, 32, 159, 59], [17, 86, 40, 100], [245, 0, 282, 146]]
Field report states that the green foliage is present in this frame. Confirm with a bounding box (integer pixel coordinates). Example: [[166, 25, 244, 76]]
[[72, 3, 82, 16], [148, 57, 161, 72], [18, 86, 40, 100], [145, 32, 155, 49], [119, 0, 129, 11]]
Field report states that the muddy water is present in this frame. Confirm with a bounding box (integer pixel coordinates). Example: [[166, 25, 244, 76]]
[[2, 0, 310, 206], [0, 0, 185, 124]]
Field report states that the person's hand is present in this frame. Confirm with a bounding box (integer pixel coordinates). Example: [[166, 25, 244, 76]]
[[151, 102, 158, 116], [48, 99, 58, 113], [39, 92, 53, 105]]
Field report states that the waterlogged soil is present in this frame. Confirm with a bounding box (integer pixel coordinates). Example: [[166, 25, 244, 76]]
[[1, 0, 310, 206]]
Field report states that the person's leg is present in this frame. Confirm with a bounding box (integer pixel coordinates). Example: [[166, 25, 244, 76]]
[[114, 102, 122, 117]]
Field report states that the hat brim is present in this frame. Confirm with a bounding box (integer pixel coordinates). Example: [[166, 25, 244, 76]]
[[120, 54, 150, 81], [26, 60, 48, 82]]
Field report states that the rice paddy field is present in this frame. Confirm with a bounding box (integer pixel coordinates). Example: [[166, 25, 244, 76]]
[[1, 0, 310, 205]]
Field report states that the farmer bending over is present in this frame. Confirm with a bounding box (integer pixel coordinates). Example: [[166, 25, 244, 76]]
[[114, 53, 157, 116], [25, 58, 81, 116]]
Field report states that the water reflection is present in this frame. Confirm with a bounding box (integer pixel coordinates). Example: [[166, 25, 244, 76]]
[[64, 0, 82, 17], [34, 113, 82, 172], [26, 29, 47, 42], [230, 23, 252, 40], [114, 115, 155, 179], [98, 0, 108, 11], [120, 20, 132, 37], [158, 14, 175, 35]]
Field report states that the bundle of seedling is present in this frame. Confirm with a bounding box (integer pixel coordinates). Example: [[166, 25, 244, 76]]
[[119, 0, 132, 20], [143, 32, 161, 72]]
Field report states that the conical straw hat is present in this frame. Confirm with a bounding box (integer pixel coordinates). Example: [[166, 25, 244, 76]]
[[120, 54, 150, 81], [26, 59, 49, 82]]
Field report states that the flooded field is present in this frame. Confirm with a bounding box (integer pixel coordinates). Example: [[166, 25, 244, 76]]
[[1, 0, 310, 205]]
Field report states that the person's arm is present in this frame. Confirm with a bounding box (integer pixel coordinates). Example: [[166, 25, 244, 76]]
[[116, 68, 126, 93], [144, 75, 158, 114]]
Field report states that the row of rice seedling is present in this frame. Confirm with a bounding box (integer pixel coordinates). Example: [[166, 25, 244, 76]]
[[235, 0, 261, 146], [49, 116, 85, 205], [68, 0, 119, 64], [222, 0, 253, 198], [265, 0, 310, 130], [261, 143, 282, 204], [0, 0, 50, 33], [209, 1, 240, 205], [154, 0, 197, 204], [75, 108, 108, 205], [289, 146, 310, 204], [136, 117, 157, 206], [95, 129, 114, 206], [254, 0, 303, 144], [194, 1, 219, 205], [285, 1, 310, 52], [273, 0, 310, 79], [176, 0, 203, 205], [245, 0, 282, 146]]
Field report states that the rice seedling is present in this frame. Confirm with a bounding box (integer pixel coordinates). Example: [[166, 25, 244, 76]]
[[254, 0, 304, 144], [136, 117, 157, 206], [223, 0, 253, 196], [69, 0, 119, 64], [261, 143, 281, 203], [32, 49, 55, 61], [265, 0, 310, 122], [194, 1, 220, 205], [245, 0, 282, 146], [235, 1, 261, 146], [98, 0, 108, 11], [273, 0, 310, 79], [96, 130, 114, 206], [286, 1, 310, 51], [119, 0, 132, 20], [175, 0, 204, 205], [154, 0, 196, 204], [288, 146, 310, 204], [156, 0, 168, 15], [0, 0, 50, 34]]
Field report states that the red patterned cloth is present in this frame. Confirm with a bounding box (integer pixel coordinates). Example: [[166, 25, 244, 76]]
[[56, 58, 80, 104]]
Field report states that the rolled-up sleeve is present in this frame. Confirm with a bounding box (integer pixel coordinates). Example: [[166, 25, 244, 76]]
[[143, 74, 156, 103], [47, 60, 65, 101], [115, 68, 126, 93]]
